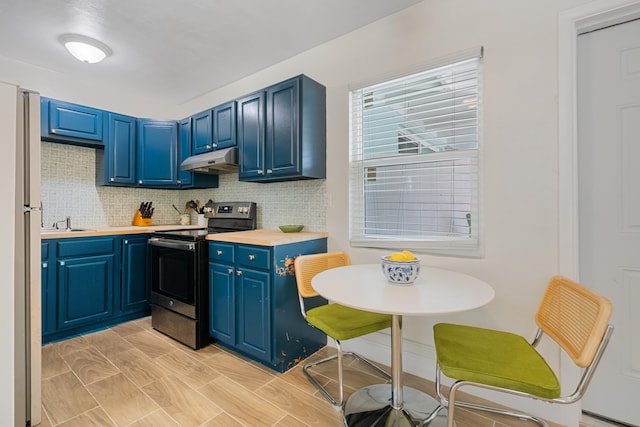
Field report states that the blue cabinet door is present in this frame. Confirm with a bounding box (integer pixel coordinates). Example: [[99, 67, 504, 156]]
[[41, 97, 104, 147], [208, 239, 327, 372], [137, 119, 177, 187], [103, 113, 136, 185], [41, 242, 55, 335], [121, 236, 150, 313], [176, 118, 219, 189], [239, 75, 326, 183], [191, 109, 213, 155], [266, 77, 299, 178], [213, 101, 237, 149], [237, 91, 265, 180], [57, 254, 114, 329], [236, 268, 271, 360], [177, 118, 193, 187], [209, 262, 236, 345]]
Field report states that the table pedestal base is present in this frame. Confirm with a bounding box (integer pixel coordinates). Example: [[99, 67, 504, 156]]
[[343, 384, 449, 426]]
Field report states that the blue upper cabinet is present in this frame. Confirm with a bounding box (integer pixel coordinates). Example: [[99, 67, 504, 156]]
[[238, 75, 326, 183], [101, 113, 137, 186], [177, 118, 194, 187], [191, 100, 237, 155], [266, 78, 299, 178], [41, 97, 104, 147], [177, 117, 219, 189], [237, 91, 266, 179], [213, 101, 237, 149], [191, 109, 213, 155], [137, 119, 178, 187]]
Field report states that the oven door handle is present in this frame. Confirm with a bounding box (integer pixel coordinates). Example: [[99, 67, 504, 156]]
[[148, 237, 196, 252]]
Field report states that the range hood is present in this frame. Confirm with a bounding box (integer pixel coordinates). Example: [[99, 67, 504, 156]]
[[180, 147, 238, 174]]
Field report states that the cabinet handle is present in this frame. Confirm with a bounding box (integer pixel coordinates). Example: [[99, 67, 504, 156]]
[[51, 129, 57, 134], [138, 180, 143, 185], [217, 250, 223, 255], [258, 169, 264, 175], [42, 262, 48, 268], [212, 143, 218, 148], [124, 240, 129, 245], [110, 177, 115, 182], [236, 270, 243, 276], [248, 254, 255, 261], [227, 268, 233, 274], [267, 169, 272, 174], [59, 261, 65, 266], [206, 145, 212, 149], [177, 180, 181, 184]]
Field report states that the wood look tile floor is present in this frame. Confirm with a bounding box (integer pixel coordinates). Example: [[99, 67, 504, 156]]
[[40, 317, 612, 427]]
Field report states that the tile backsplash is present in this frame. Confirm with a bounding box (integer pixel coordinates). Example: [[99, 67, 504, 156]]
[[41, 142, 327, 231]]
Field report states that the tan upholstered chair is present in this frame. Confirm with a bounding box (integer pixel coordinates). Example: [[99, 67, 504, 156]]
[[433, 275, 614, 427], [294, 252, 392, 407]]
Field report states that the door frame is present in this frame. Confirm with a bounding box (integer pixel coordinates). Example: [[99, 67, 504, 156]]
[[558, 0, 640, 420]]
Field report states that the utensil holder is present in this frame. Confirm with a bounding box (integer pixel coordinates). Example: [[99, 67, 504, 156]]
[[132, 210, 152, 226]]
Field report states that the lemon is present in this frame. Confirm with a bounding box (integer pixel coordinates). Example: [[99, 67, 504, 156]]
[[401, 250, 416, 260], [387, 250, 416, 261]]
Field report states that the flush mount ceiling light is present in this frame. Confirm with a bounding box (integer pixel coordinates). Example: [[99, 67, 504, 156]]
[[59, 34, 112, 64]]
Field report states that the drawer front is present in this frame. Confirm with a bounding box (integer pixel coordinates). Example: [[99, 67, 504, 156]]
[[237, 245, 270, 270], [209, 242, 235, 263], [57, 237, 114, 258]]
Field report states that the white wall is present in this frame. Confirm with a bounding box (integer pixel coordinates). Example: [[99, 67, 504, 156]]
[[0, 1, 600, 425], [0, 56, 166, 118]]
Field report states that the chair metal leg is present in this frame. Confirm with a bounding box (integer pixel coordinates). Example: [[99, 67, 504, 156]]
[[436, 366, 549, 427], [302, 340, 391, 408], [343, 350, 391, 381], [303, 353, 341, 406]]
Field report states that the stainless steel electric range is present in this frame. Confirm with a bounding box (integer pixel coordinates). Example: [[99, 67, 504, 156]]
[[148, 201, 257, 349]]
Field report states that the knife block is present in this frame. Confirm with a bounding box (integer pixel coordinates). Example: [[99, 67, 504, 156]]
[[132, 210, 152, 226]]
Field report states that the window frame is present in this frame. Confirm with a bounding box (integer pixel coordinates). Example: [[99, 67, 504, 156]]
[[348, 48, 483, 257]]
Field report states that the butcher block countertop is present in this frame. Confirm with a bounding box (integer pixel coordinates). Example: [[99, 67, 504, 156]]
[[207, 229, 328, 246], [40, 225, 204, 239]]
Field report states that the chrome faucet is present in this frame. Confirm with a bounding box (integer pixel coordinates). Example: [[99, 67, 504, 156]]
[[53, 216, 71, 230]]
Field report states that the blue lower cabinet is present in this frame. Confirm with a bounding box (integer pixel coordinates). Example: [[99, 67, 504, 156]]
[[236, 268, 271, 360], [120, 236, 151, 313], [42, 235, 151, 344], [209, 262, 236, 344], [41, 242, 55, 336], [57, 253, 114, 329], [209, 238, 327, 372]]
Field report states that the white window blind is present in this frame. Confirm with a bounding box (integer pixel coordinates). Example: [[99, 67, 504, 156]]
[[349, 51, 482, 255]]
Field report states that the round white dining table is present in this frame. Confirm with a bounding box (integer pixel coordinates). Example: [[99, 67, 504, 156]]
[[311, 264, 495, 427]]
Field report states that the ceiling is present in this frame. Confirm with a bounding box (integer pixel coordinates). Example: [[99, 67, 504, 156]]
[[0, 0, 421, 105]]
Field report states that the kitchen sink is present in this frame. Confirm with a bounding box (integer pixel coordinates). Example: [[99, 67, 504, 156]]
[[40, 228, 96, 234]]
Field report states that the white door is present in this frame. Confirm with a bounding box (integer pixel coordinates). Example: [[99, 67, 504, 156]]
[[578, 18, 640, 426]]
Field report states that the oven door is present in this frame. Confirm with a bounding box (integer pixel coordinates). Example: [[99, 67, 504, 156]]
[[149, 237, 198, 318]]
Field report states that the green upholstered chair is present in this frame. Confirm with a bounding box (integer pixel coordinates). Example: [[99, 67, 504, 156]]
[[433, 275, 614, 427], [294, 252, 392, 407]]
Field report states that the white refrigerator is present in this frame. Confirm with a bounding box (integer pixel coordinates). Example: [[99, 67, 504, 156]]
[[12, 87, 42, 427]]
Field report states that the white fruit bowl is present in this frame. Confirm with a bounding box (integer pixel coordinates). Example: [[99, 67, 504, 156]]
[[381, 256, 421, 285]]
